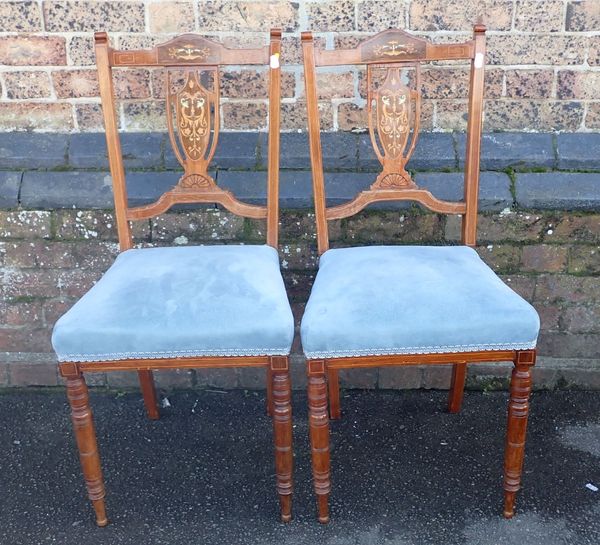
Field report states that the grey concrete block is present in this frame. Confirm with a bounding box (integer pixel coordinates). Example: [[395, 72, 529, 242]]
[[414, 171, 513, 211], [217, 170, 313, 208], [0, 133, 67, 169], [456, 132, 555, 170], [0, 172, 21, 207], [359, 132, 456, 170], [266, 132, 357, 170], [165, 132, 260, 169], [127, 170, 216, 207], [21, 171, 113, 209], [69, 132, 163, 169], [516, 172, 600, 210], [557, 133, 600, 170]]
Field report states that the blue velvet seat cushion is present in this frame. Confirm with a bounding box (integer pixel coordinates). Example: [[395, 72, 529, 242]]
[[301, 246, 539, 359], [52, 245, 294, 362]]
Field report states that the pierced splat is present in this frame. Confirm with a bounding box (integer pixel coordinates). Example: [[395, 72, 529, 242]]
[[368, 64, 421, 190], [166, 68, 219, 191]]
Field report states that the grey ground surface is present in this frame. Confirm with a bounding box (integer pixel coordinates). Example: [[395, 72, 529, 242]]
[[1, 389, 600, 545]]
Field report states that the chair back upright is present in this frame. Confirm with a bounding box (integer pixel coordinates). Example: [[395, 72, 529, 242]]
[[302, 26, 486, 254], [95, 30, 282, 251]]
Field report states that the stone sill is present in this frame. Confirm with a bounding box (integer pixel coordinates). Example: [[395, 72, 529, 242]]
[[1, 169, 600, 212], [0, 131, 599, 211]]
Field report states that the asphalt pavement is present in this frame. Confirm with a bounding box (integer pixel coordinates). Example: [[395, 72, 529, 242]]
[[1, 388, 599, 545]]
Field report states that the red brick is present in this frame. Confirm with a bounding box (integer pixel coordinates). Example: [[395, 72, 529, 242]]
[[44, 1, 145, 32], [148, 2, 195, 34], [569, 246, 600, 274], [562, 305, 600, 334], [0, 36, 66, 66], [0, 328, 53, 353], [307, 1, 354, 31], [0, 1, 43, 31], [9, 359, 58, 386], [535, 275, 600, 304], [410, 0, 512, 31], [0, 103, 74, 131], [222, 102, 268, 130], [522, 245, 567, 273], [505, 70, 555, 99], [534, 303, 561, 332], [3, 71, 52, 99], [0, 300, 43, 327]]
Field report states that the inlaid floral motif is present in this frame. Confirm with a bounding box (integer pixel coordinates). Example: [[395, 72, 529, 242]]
[[175, 71, 209, 161], [372, 41, 417, 58], [375, 67, 410, 159], [168, 45, 211, 61]]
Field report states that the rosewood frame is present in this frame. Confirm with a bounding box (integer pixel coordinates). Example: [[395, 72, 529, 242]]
[[59, 30, 292, 526], [302, 26, 536, 523]]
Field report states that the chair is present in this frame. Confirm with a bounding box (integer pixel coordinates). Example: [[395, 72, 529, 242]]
[[300, 26, 539, 523], [52, 30, 294, 525]]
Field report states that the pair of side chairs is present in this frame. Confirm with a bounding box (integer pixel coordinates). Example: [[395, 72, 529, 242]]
[[51, 26, 540, 527]]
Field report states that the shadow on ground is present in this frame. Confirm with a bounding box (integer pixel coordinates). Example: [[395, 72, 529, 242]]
[[1, 389, 599, 545]]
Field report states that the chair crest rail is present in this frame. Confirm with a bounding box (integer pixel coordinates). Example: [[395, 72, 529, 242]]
[[107, 33, 270, 66]]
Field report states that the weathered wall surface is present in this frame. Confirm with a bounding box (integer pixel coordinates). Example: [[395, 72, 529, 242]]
[[0, 131, 598, 390], [0, 0, 600, 132]]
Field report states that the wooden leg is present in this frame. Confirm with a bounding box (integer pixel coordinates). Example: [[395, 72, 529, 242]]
[[138, 370, 160, 420], [327, 367, 341, 420], [266, 366, 273, 417], [503, 350, 536, 519], [270, 357, 293, 522], [63, 367, 108, 527], [447, 362, 467, 413], [308, 359, 331, 524]]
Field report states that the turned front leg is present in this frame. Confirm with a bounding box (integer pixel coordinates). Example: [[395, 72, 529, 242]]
[[270, 357, 293, 522], [503, 350, 536, 518], [308, 359, 331, 523], [62, 364, 108, 527]]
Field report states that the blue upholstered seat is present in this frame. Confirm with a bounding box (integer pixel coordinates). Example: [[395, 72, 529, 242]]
[[52, 245, 294, 362], [301, 246, 539, 359]]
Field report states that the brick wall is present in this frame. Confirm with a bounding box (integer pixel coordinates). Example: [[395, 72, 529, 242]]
[[2, 205, 599, 390], [0, 0, 599, 132], [0, 130, 599, 390]]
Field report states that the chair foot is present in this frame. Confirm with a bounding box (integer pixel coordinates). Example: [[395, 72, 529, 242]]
[[503, 350, 536, 519], [447, 362, 467, 414], [93, 499, 108, 527], [308, 359, 332, 524], [503, 491, 516, 519], [317, 494, 330, 524], [270, 356, 293, 522], [138, 370, 160, 420], [327, 367, 341, 420], [279, 494, 292, 522]]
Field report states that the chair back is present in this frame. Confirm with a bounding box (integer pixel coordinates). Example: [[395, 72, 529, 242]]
[[302, 26, 486, 254], [95, 30, 282, 251]]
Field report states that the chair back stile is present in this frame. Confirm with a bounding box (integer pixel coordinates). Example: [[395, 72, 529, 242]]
[[301, 26, 486, 255], [94, 30, 282, 252]]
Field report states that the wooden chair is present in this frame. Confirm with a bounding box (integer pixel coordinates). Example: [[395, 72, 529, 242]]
[[52, 30, 294, 526], [301, 26, 540, 523]]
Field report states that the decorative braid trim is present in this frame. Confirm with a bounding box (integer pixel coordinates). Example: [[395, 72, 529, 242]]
[[56, 347, 291, 363], [303, 340, 538, 359]]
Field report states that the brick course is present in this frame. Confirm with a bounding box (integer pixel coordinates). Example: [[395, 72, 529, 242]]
[[1, 204, 599, 389], [0, 0, 599, 132]]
